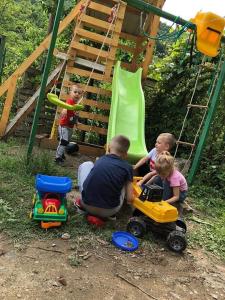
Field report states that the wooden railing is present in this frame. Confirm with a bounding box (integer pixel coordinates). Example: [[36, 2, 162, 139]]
[[0, 0, 85, 136]]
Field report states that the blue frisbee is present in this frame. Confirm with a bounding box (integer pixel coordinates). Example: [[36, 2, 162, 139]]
[[112, 231, 139, 251]]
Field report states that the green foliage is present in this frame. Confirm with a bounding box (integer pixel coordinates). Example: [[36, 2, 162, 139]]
[[0, 0, 49, 77], [38, 0, 77, 14], [143, 34, 225, 193], [188, 186, 225, 259]]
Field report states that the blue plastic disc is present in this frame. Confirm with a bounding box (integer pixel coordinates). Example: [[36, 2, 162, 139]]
[[112, 231, 139, 251]]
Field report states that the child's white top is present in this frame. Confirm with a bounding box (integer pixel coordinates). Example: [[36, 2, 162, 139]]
[[147, 147, 157, 171]]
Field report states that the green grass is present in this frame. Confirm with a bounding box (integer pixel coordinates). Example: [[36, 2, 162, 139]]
[[187, 184, 225, 259], [0, 139, 123, 244], [0, 139, 225, 260]]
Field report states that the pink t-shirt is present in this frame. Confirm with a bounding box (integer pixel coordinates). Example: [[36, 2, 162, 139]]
[[167, 169, 188, 192]]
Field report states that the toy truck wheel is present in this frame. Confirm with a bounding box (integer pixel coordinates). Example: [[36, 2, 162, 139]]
[[127, 217, 146, 238], [167, 230, 187, 253]]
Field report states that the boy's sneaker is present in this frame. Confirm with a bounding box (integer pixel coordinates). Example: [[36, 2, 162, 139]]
[[74, 198, 86, 214], [55, 157, 64, 166]]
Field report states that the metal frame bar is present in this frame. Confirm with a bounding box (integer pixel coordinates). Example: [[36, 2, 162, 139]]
[[27, 0, 65, 160], [0, 35, 6, 84]]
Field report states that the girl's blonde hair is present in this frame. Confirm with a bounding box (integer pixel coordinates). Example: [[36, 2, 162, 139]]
[[155, 151, 174, 176]]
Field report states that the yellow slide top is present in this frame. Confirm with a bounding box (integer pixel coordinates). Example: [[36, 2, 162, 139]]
[[191, 12, 225, 57]]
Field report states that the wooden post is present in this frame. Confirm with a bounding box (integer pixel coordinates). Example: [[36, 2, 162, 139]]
[[104, 2, 127, 78], [0, 75, 18, 136], [142, 0, 165, 79]]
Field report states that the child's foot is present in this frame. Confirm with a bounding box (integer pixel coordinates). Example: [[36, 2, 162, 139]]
[[87, 215, 105, 227], [54, 157, 65, 165], [74, 198, 86, 214]]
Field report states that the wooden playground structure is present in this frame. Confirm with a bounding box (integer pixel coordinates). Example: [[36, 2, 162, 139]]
[[0, 0, 225, 182], [0, 0, 165, 151]]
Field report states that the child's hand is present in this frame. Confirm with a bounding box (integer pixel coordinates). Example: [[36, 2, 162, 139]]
[[137, 180, 143, 187]]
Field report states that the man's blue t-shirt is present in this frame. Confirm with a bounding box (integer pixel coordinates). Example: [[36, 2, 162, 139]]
[[82, 154, 133, 209]]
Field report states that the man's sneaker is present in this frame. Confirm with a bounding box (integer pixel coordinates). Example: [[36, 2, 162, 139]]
[[74, 198, 86, 214]]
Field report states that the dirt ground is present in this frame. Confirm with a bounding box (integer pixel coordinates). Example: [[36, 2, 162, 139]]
[[1, 231, 225, 300], [1, 153, 225, 300]]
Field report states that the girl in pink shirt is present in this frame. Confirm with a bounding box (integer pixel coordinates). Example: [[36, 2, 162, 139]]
[[154, 151, 188, 215]]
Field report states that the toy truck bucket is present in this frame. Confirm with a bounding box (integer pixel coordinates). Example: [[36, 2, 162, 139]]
[[191, 12, 225, 57]]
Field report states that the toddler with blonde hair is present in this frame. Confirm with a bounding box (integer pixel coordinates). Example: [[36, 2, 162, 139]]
[[151, 151, 188, 215]]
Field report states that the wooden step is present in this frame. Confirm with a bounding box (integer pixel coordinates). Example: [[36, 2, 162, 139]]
[[88, 1, 125, 19], [82, 98, 110, 110], [81, 15, 120, 33], [77, 123, 107, 135], [63, 81, 111, 96], [187, 104, 208, 109], [89, 1, 112, 15], [66, 66, 111, 81], [71, 41, 114, 60], [79, 111, 109, 123], [75, 57, 105, 72], [60, 94, 110, 110], [176, 141, 195, 148], [76, 28, 117, 46]]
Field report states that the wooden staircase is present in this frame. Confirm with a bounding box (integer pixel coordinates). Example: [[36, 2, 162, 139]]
[[49, 0, 127, 146]]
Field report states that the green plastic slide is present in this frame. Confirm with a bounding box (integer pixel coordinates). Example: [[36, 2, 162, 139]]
[[107, 61, 148, 163]]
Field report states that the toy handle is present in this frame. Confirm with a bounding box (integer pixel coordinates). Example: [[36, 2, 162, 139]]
[[43, 192, 60, 200]]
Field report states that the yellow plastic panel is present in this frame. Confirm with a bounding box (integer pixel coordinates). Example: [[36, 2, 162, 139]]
[[132, 178, 178, 223], [191, 12, 225, 57], [133, 198, 178, 223]]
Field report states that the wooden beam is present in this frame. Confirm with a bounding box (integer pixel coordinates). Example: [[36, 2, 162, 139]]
[[0, 75, 18, 136], [0, 0, 86, 98], [40, 137, 105, 156], [142, 0, 165, 79], [75, 57, 105, 72], [71, 41, 114, 60], [130, 36, 145, 71], [63, 81, 111, 96], [121, 62, 133, 71], [81, 15, 120, 33], [76, 28, 118, 46], [67, 66, 112, 82], [76, 123, 107, 135], [118, 44, 136, 54], [79, 111, 109, 123], [60, 93, 110, 109], [82, 98, 110, 110], [88, 2, 112, 15], [120, 32, 138, 42], [104, 2, 127, 78]]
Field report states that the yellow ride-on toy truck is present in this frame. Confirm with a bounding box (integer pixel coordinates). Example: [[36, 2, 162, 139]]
[[127, 177, 187, 252]]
